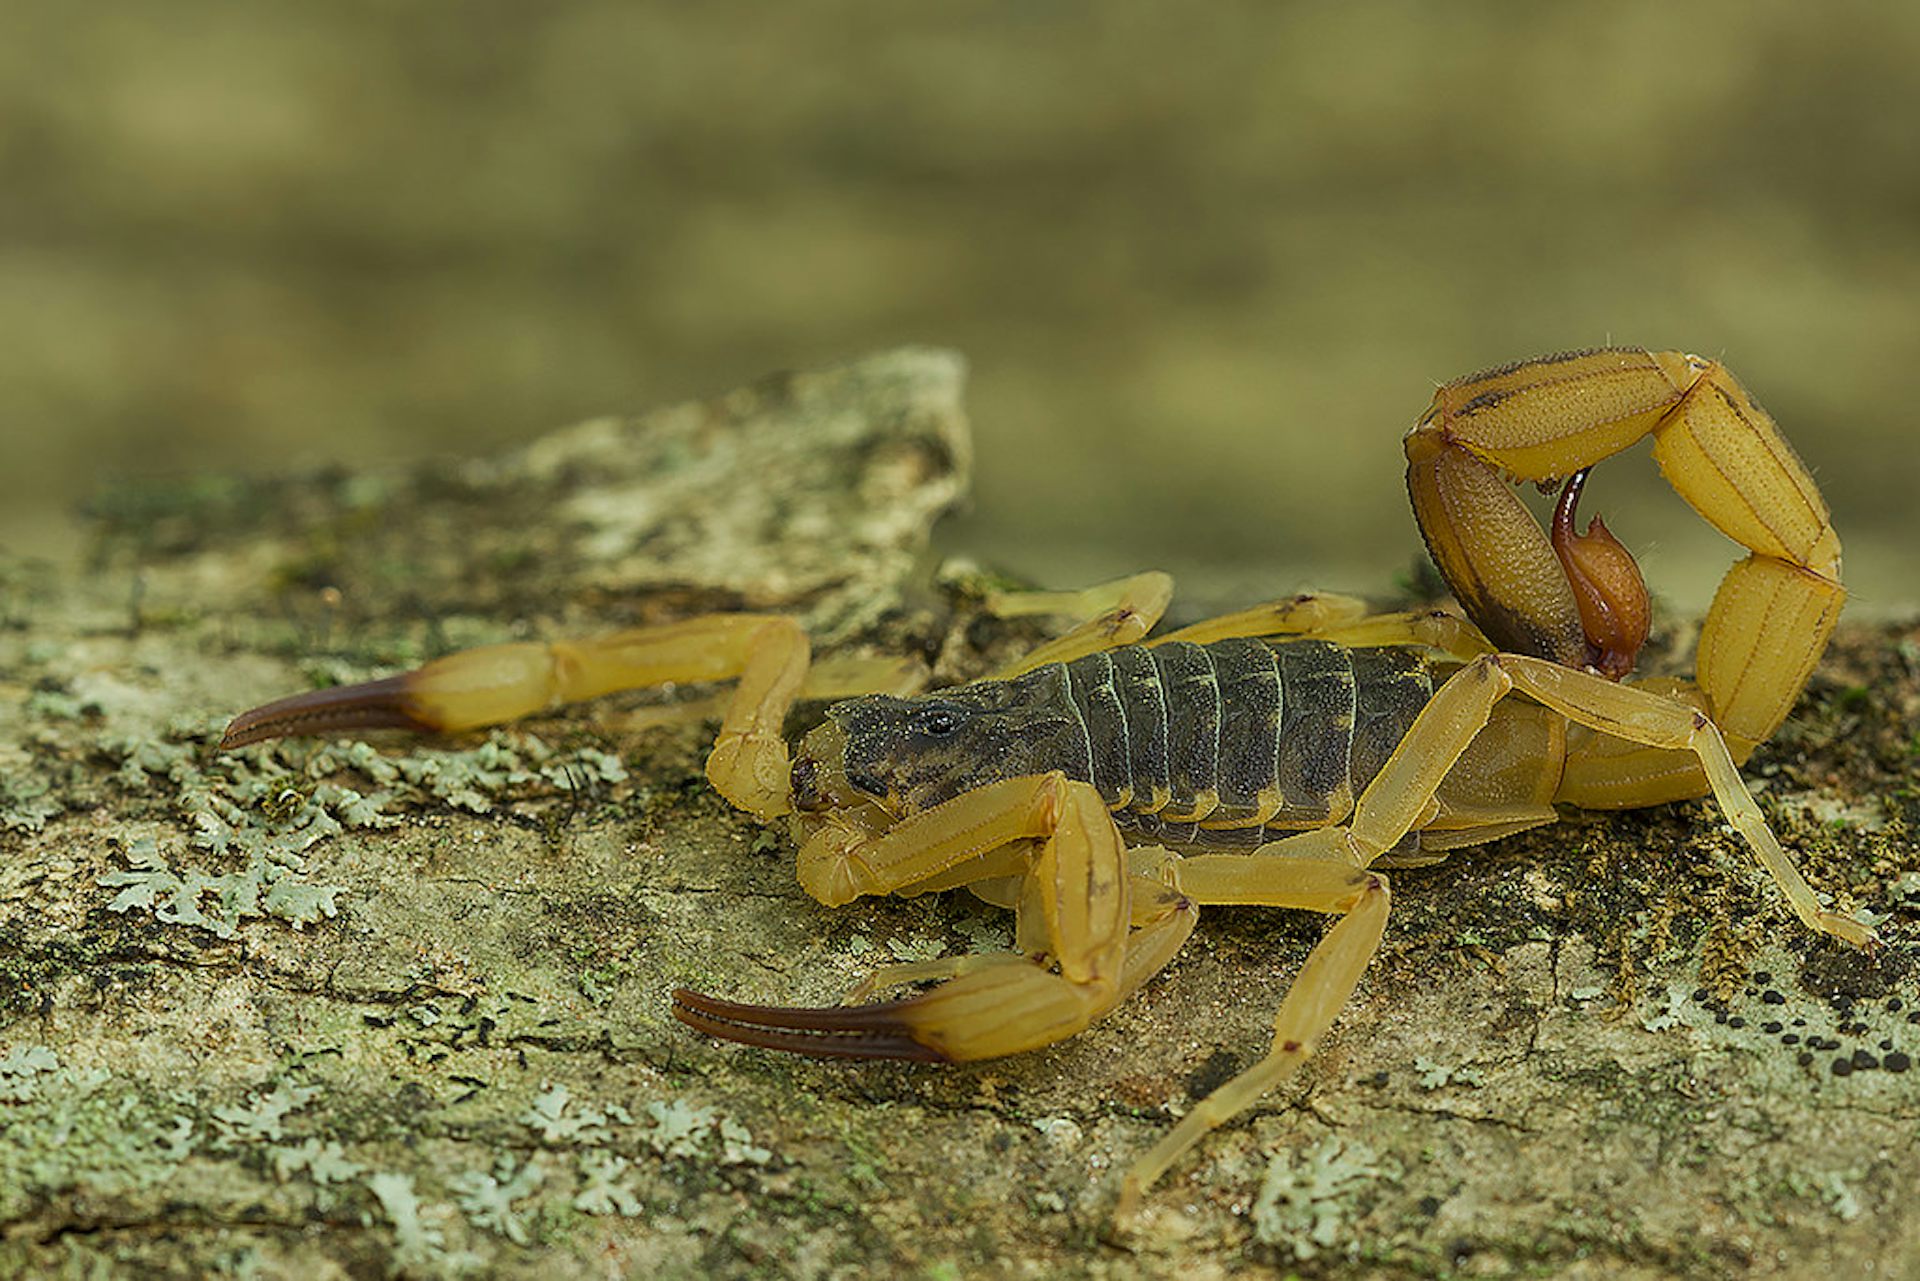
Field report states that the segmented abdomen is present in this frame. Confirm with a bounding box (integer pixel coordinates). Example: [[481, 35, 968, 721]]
[[1058, 639, 1437, 850]]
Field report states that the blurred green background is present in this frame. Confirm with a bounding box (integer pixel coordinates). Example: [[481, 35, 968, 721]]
[[3, 1, 1915, 614]]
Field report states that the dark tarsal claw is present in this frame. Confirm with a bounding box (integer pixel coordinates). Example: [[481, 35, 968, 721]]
[[670, 988, 950, 1062], [218, 675, 429, 749]]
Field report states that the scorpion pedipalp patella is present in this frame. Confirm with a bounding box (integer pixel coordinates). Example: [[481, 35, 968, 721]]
[[218, 347, 1873, 1222]]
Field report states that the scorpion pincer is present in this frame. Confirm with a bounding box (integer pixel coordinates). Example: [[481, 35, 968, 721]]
[[218, 347, 1872, 1219]]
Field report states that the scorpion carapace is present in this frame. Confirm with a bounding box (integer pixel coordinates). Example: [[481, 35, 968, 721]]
[[218, 347, 1871, 1222], [813, 639, 1530, 856]]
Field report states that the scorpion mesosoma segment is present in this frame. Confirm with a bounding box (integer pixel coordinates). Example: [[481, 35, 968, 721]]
[[219, 348, 1870, 1218]]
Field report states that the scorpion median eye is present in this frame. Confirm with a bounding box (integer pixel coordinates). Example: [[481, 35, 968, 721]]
[[909, 707, 965, 738]]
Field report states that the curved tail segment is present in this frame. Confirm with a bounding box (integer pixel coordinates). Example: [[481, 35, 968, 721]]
[[1404, 348, 1842, 761]]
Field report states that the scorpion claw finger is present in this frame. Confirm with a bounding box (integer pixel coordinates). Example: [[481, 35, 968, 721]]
[[670, 988, 951, 1062], [218, 676, 434, 749]]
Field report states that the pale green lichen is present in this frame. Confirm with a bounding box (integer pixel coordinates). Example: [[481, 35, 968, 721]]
[[0, 1045, 60, 1102], [516, 1082, 771, 1168], [1782, 1169, 1867, 1223], [644, 1099, 718, 1159], [208, 1081, 320, 1146], [271, 1138, 364, 1186], [0, 774, 62, 834], [642, 1099, 771, 1166], [365, 1171, 465, 1274], [99, 733, 399, 859], [98, 836, 343, 935], [1637, 981, 1698, 1033], [521, 1082, 631, 1145], [88, 726, 628, 936], [884, 934, 949, 963], [385, 993, 579, 1062], [954, 911, 1014, 953], [451, 1154, 547, 1244], [294, 733, 626, 816], [1814, 1171, 1864, 1223], [23, 687, 89, 720], [1250, 1136, 1397, 1260], [0, 1054, 196, 1220], [1411, 1057, 1485, 1090], [572, 1153, 643, 1217]]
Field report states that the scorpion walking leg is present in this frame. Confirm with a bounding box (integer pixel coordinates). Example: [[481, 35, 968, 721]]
[[220, 614, 811, 819], [1115, 864, 1390, 1221], [1500, 655, 1874, 949], [989, 571, 1174, 676], [1154, 597, 1492, 664], [678, 774, 1203, 1061], [1147, 591, 1370, 646], [599, 645, 926, 737], [992, 571, 1487, 677], [1115, 655, 1522, 1215]]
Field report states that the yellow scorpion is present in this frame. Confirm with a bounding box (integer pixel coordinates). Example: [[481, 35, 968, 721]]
[[220, 348, 1869, 1217]]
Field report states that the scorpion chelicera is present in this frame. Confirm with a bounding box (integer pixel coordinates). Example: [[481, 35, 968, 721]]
[[219, 348, 1872, 1217]]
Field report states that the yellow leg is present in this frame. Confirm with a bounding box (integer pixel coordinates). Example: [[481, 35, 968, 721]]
[[1502, 655, 1873, 948], [1153, 596, 1491, 663], [842, 869, 1197, 1006], [892, 844, 1037, 899], [603, 651, 925, 734], [1114, 656, 1523, 1214], [1554, 676, 1714, 809], [1148, 592, 1369, 646], [838, 952, 1027, 1005], [1115, 862, 1390, 1221], [1112, 639, 1867, 1216], [991, 573, 1492, 681], [1301, 608, 1494, 662], [990, 571, 1174, 677], [1317, 645, 1866, 949], [795, 773, 1098, 907], [702, 621, 811, 819], [800, 653, 927, 700]]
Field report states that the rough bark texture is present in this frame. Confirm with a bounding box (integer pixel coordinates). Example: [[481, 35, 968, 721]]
[[2, 350, 1917, 1280]]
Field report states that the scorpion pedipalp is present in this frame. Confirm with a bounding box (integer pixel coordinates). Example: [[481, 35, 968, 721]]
[[218, 673, 432, 748], [669, 987, 950, 1062]]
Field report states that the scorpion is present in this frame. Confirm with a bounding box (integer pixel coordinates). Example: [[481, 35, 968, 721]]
[[218, 347, 1873, 1218]]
